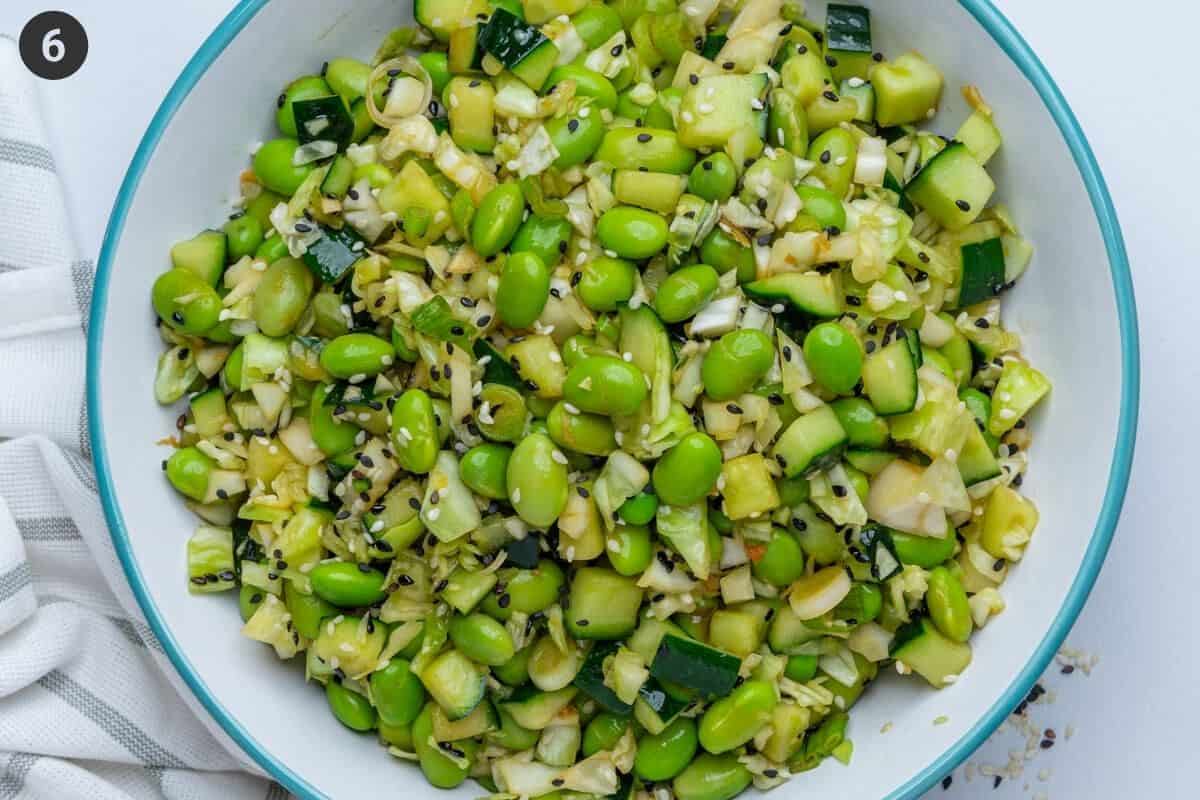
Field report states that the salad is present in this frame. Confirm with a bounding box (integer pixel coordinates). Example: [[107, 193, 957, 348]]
[[151, 0, 1051, 796]]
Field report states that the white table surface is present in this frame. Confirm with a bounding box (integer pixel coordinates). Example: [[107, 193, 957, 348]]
[[1, 1, 1193, 797]]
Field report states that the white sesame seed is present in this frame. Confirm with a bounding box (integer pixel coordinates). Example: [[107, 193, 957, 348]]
[[698, 103, 714, 114], [835, 156, 848, 166], [398, 427, 413, 441], [552, 450, 568, 465], [564, 403, 580, 415], [579, 107, 591, 118], [427, 507, 441, 520], [512, 488, 522, 504], [682, 111, 695, 123], [622, 352, 633, 362], [549, 351, 562, 363], [370, 520, 385, 533], [771, 304, 785, 314], [478, 355, 493, 366]]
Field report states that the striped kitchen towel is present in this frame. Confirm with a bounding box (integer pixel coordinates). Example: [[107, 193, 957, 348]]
[[0, 34, 289, 800]]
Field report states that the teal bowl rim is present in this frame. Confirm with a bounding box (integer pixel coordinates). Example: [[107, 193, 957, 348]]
[[87, 1, 1140, 797]]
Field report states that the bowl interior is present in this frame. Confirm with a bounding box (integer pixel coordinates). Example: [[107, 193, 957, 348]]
[[92, 1, 1128, 797]]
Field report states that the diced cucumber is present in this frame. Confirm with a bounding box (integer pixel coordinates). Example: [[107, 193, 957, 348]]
[[171, 230, 227, 286], [442, 567, 499, 613], [480, 9, 559, 89], [319, 154, 355, 197], [845, 448, 896, 476], [649, 634, 740, 696], [573, 641, 631, 714], [870, 52, 944, 127], [187, 525, 235, 593], [415, 0, 491, 42], [744, 271, 844, 318], [957, 423, 1002, 486], [862, 332, 919, 416], [522, 0, 587, 24], [565, 567, 643, 640], [501, 685, 578, 729], [445, 76, 496, 153], [906, 142, 995, 231], [595, 128, 697, 174], [677, 73, 769, 149], [988, 361, 1050, 437], [958, 237, 1005, 307], [190, 387, 229, 438], [301, 224, 365, 283], [824, 4, 873, 82], [420, 649, 487, 720], [839, 78, 875, 122], [891, 617, 972, 688], [634, 679, 690, 734], [448, 22, 483, 74], [292, 95, 354, 148], [432, 699, 499, 740], [956, 110, 1002, 165], [771, 405, 848, 479]]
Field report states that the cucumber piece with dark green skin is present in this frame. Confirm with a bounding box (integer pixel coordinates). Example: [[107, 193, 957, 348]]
[[906, 142, 994, 231], [565, 567, 643, 640], [883, 170, 916, 215], [634, 678, 691, 733], [890, 617, 972, 688], [171, 230, 227, 286], [473, 339, 524, 390], [302, 224, 364, 283], [292, 95, 354, 148], [479, 9, 559, 89], [448, 22, 484, 73], [500, 685, 578, 729], [744, 271, 844, 318], [771, 405, 848, 479], [861, 331, 920, 415], [420, 649, 487, 719], [503, 536, 540, 569], [958, 422, 1003, 486], [958, 237, 1006, 306], [824, 4, 873, 81], [574, 641, 631, 714], [320, 154, 355, 197], [700, 31, 727, 60], [649, 635, 740, 696], [189, 387, 229, 438]]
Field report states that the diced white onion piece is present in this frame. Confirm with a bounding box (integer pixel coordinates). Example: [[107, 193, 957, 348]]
[[853, 136, 888, 187]]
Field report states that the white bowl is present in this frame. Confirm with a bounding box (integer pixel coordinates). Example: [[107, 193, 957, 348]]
[[88, 1, 1139, 797]]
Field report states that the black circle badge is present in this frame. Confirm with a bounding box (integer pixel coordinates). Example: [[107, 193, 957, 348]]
[[19, 11, 88, 80]]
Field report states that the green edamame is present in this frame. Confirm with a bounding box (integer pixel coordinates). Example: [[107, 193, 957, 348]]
[[223, 214, 263, 262], [699, 228, 756, 284], [803, 322, 863, 395], [547, 65, 618, 109], [701, 330, 774, 401], [481, 560, 565, 618], [277, 75, 331, 136], [254, 234, 290, 265], [547, 402, 617, 456], [309, 384, 360, 456], [319, 333, 395, 379], [596, 206, 669, 260], [927, 566, 973, 642], [618, 491, 658, 525], [253, 138, 315, 195], [325, 58, 372, 101], [511, 215, 573, 267], [493, 647, 532, 687], [472, 182, 526, 258], [698, 680, 777, 754], [476, 384, 528, 442], [673, 753, 752, 800], [165, 447, 214, 501], [688, 153, 738, 202], [496, 251, 551, 329], [546, 112, 605, 169], [252, 257, 314, 337], [605, 524, 652, 576], [413, 704, 476, 788], [890, 529, 957, 568], [583, 712, 630, 757], [371, 659, 426, 726], [379, 721, 414, 749], [807, 127, 858, 198], [792, 185, 846, 232], [490, 707, 540, 750], [152, 268, 222, 335], [309, 562, 387, 607], [751, 528, 806, 587], [830, 397, 889, 449], [417, 52, 451, 96], [654, 263, 719, 323], [652, 432, 722, 507], [636, 717, 699, 781], [563, 356, 648, 416], [284, 581, 337, 639], [449, 614, 516, 666], [326, 680, 378, 732], [391, 389, 439, 474], [507, 433, 569, 528], [572, 4, 624, 49], [577, 256, 638, 312], [460, 444, 512, 499], [833, 582, 883, 624]]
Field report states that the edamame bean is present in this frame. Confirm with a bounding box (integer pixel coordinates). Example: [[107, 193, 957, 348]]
[[767, 88, 809, 155], [688, 153, 738, 202], [472, 182, 526, 257], [370, 659, 426, 726], [253, 138, 315, 195], [460, 443, 512, 499], [507, 433, 569, 527], [698, 680, 777, 754], [752, 528, 806, 587], [496, 252, 551, 329], [511, 215, 573, 266], [284, 581, 337, 639], [652, 432, 722, 507], [583, 712, 630, 757], [493, 646, 532, 687], [476, 384, 528, 442], [490, 707, 540, 750], [833, 582, 882, 623], [546, 112, 605, 169], [572, 3, 623, 48], [636, 717, 699, 781], [927, 566, 973, 642], [617, 491, 658, 525], [595, 128, 697, 174], [309, 384, 360, 456], [890, 529, 956, 568], [449, 613, 516, 666], [309, 562, 387, 607], [775, 475, 810, 507], [563, 356, 648, 416], [792, 185, 846, 232], [577, 256, 638, 312], [325, 58, 372, 101], [803, 322, 863, 395], [379, 721, 414, 749], [482, 560, 565, 618], [277, 75, 332, 136], [807, 127, 858, 198], [165, 447, 214, 501], [654, 263, 719, 323], [606, 524, 652, 576], [254, 234, 290, 264], [699, 228, 756, 284], [701, 329, 774, 400], [326, 679, 377, 732], [417, 52, 451, 97], [547, 65, 618, 109], [319, 333, 395, 379], [311, 291, 350, 339], [413, 704, 476, 788], [152, 268, 222, 335], [784, 654, 818, 682], [223, 214, 263, 262], [561, 335, 603, 369], [673, 753, 752, 800], [252, 257, 314, 336], [830, 397, 889, 449], [597, 207, 669, 260], [547, 402, 617, 456], [390, 389, 439, 474]]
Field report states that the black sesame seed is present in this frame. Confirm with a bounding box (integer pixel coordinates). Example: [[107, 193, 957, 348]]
[[956, 199, 971, 212], [577, 486, 590, 498], [1040, 739, 1054, 749], [398, 574, 414, 586], [726, 403, 744, 414], [820, 150, 832, 164], [722, 61, 735, 70], [768, 393, 784, 406], [637, 133, 652, 143], [408, 497, 421, 510], [865, 340, 876, 354], [873, 52, 884, 62], [215, 488, 228, 500], [993, 558, 1005, 571], [476, 314, 492, 326], [568, 118, 579, 133], [796, 44, 808, 55], [846, 295, 862, 306], [552, 779, 565, 787], [702, 159, 713, 171], [689, 73, 699, 85], [974, 318, 991, 329], [824, 55, 838, 68], [498, 593, 511, 608], [575, 618, 589, 626], [276, 93, 286, 108], [823, 90, 839, 102], [171, 311, 184, 324], [611, 44, 624, 56], [992, 776, 1002, 789], [942, 776, 953, 790], [347, 188, 360, 200]]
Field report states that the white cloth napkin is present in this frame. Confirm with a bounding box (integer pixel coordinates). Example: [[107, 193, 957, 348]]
[[0, 35, 288, 800]]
